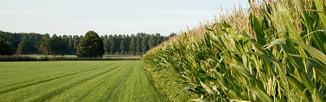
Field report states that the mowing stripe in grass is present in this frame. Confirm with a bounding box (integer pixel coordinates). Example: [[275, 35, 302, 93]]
[[78, 63, 131, 102], [29, 64, 121, 102], [7, 63, 120, 102], [0, 61, 162, 101], [55, 63, 127, 102], [99, 64, 133, 101], [124, 62, 161, 102], [72, 73, 112, 102], [0, 63, 117, 95], [0, 62, 64, 74], [0, 62, 87, 87]]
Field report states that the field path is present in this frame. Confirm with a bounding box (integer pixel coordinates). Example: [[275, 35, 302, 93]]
[[0, 61, 162, 102]]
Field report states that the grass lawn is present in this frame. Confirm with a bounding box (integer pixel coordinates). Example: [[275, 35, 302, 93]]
[[0, 61, 161, 102], [22, 55, 141, 58]]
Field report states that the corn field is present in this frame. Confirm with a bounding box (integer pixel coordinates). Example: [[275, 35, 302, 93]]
[[144, 0, 326, 101]]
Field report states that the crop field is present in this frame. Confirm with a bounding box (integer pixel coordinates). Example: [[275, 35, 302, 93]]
[[144, 0, 326, 101], [0, 61, 161, 102]]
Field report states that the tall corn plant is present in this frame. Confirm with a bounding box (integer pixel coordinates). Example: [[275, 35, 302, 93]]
[[144, 0, 326, 101]]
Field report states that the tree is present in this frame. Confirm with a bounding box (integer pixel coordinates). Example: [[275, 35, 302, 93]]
[[16, 34, 41, 54], [0, 31, 169, 56], [61, 35, 70, 55], [120, 38, 125, 54], [48, 35, 60, 56], [0, 37, 15, 56], [67, 35, 75, 55], [148, 34, 156, 48], [136, 33, 142, 54], [102, 35, 110, 54], [130, 35, 136, 55], [73, 35, 82, 54], [36, 34, 51, 56], [117, 35, 122, 53], [124, 35, 130, 54], [141, 34, 149, 53], [16, 38, 27, 55], [109, 35, 115, 54], [76, 31, 104, 57], [155, 33, 161, 46]]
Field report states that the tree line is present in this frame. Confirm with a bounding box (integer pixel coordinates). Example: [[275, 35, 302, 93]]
[[0, 31, 175, 56]]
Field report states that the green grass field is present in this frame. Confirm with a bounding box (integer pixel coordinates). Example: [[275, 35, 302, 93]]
[[0, 61, 161, 102], [22, 55, 140, 59]]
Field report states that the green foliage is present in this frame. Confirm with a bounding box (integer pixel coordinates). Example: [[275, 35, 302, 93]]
[[120, 38, 126, 54], [49, 34, 67, 56], [36, 34, 51, 56], [0, 61, 162, 101], [130, 35, 137, 55], [0, 31, 169, 57], [1, 31, 51, 54], [141, 34, 149, 53], [1, 31, 169, 56], [16, 35, 42, 55], [77, 31, 105, 57], [144, 0, 326, 101], [35, 34, 71, 57], [0, 37, 15, 56], [16, 38, 27, 55]]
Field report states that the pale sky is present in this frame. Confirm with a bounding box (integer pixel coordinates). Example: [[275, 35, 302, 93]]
[[0, 0, 248, 35]]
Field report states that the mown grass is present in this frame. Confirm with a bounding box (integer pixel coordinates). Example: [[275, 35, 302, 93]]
[[144, 0, 326, 101], [0, 61, 161, 102], [0, 55, 141, 61]]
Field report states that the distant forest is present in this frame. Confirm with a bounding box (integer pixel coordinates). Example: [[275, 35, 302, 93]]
[[0, 31, 175, 56]]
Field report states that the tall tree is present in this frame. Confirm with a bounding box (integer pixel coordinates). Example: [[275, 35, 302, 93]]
[[16, 38, 27, 55], [120, 38, 125, 54], [148, 35, 156, 48], [124, 35, 130, 54], [108, 35, 114, 54], [76, 31, 104, 57], [67, 35, 75, 55], [110, 35, 118, 54], [49, 35, 60, 56], [129, 35, 136, 55], [155, 33, 161, 46], [136, 33, 142, 54], [117, 35, 122, 53], [73, 35, 82, 54], [36, 34, 51, 56], [0, 31, 169, 56], [141, 34, 149, 53], [61, 35, 70, 55], [0, 37, 15, 56], [102, 35, 110, 54]]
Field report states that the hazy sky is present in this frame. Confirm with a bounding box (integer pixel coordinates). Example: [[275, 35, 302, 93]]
[[0, 0, 248, 35]]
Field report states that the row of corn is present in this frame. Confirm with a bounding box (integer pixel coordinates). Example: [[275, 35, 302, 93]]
[[144, 0, 326, 101]]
